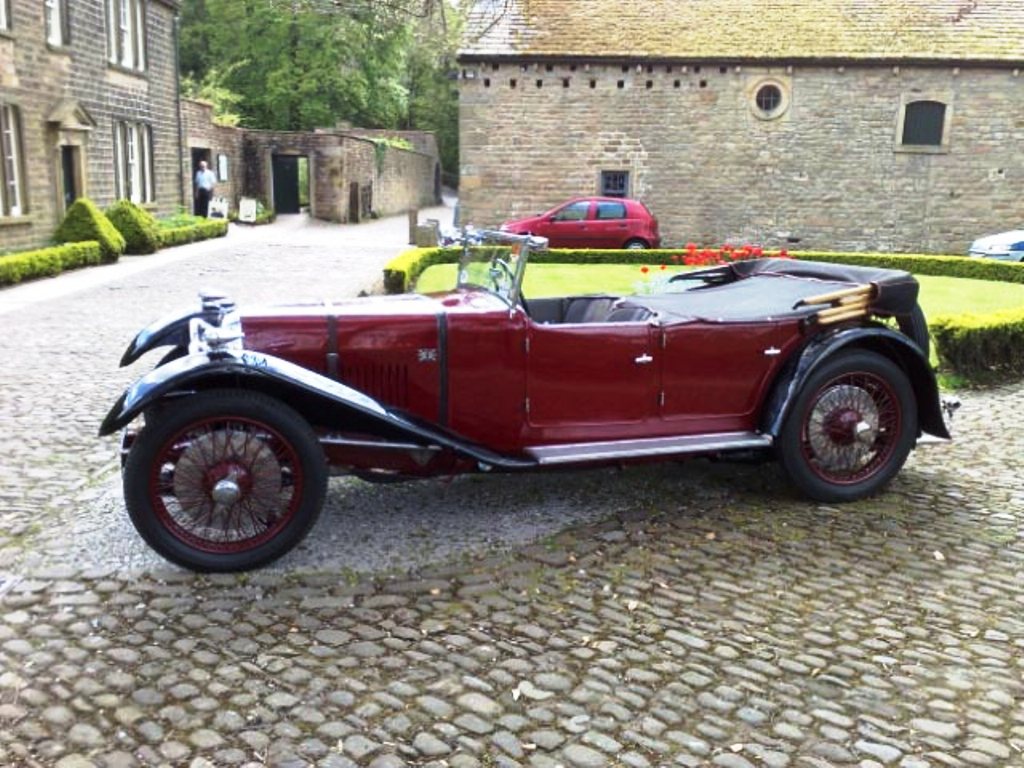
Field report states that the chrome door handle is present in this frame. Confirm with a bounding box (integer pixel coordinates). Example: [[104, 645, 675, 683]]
[[635, 353, 653, 365]]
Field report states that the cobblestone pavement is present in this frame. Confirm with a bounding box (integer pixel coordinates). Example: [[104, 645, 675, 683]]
[[1, 214, 1023, 767]]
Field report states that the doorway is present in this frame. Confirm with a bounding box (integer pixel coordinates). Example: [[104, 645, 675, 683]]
[[59, 146, 80, 211], [272, 154, 307, 214], [191, 147, 211, 215]]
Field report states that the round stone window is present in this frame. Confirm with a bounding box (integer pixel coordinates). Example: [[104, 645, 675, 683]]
[[756, 84, 782, 113], [750, 79, 790, 120]]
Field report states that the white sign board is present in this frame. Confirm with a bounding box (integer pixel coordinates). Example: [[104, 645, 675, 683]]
[[238, 197, 258, 224]]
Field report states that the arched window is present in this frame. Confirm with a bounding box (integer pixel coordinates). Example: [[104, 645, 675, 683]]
[[901, 100, 946, 146]]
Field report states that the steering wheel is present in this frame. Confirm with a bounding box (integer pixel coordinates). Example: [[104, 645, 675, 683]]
[[490, 257, 514, 291], [490, 257, 530, 315]]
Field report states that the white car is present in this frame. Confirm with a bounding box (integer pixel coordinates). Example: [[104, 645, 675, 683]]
[[968, 230, 1024, 262]]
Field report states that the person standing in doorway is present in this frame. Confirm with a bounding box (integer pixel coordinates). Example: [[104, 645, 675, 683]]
[[194, 160, 216, 217]]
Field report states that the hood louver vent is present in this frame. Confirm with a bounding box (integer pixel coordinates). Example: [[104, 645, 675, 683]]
[[341, 362, 410, 408]]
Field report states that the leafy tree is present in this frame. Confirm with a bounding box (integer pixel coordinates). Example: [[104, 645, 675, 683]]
[[178, 0, 463, 174]]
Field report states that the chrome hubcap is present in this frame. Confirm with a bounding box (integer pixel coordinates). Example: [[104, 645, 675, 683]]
[[807, 384, 881, 474], [211, 477, 242, 506]]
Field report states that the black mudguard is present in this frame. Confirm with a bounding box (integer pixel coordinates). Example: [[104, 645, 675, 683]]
[[762, 326, 951, 440], [99, 349, 533, 469], [119, 307, 202, 366]]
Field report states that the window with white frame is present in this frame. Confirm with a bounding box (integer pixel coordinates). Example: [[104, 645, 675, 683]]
[[113, 121, 154, 203], [106, 0, 146, 71], [0, 103, 25, 217], [45, 0, 70, 46], [0, 0, 10, 32], [217, 153, 229, 182]]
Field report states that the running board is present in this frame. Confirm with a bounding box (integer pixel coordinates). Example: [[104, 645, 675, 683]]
[[525, 431, 773, 466]]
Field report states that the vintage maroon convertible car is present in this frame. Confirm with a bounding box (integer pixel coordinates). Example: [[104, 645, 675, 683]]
[[101, 231, 949, 571]]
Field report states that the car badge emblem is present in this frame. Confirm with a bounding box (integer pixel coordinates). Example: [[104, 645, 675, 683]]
[[418, 348, 438, 363]]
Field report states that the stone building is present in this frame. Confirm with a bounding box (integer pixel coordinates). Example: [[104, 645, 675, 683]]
[[0, 0, 181, 252], [458, 0, 1024, 253], [182, 99, 441, 223]]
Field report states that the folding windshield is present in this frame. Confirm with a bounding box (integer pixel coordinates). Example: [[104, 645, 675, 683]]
[[456, 230, 547, 307]]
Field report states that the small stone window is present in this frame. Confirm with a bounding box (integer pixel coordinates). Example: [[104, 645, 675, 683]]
[[749, 78, 790, 120], [901, 100, 946, 146], [756, 85, 782, 114], [600, 171, 629, 198], [895, 95, 952, 153], [45, 0, 70, 46], [0, 103, 26, 216]]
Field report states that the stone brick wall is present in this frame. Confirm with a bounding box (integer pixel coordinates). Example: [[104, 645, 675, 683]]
[[190, 123, 440, 224], [458, 61, 1024, 253], [180, 98, 243, 213], [0, 0, 181, 252]]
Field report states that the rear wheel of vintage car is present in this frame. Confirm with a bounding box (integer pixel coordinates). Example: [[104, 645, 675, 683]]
[[124, 389, 327, 572], [777, 350, 917, 502]]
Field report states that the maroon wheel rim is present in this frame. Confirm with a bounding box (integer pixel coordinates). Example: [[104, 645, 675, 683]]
[[148, 416, 305, 554], [800, 371, 901, 485]]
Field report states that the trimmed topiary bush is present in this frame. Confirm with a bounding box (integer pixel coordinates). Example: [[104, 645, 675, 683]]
[[54, 198, 125, 263], [106, 200, 159, 254]]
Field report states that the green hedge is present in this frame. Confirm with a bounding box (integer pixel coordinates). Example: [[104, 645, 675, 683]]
[[383, 245, 1024, 381], [794, 251, 1024, 284], [54, 199, 125, 263], [156, 219, 229, 248], [0, 241, 103, 287], [931, 308, 1024, 379]]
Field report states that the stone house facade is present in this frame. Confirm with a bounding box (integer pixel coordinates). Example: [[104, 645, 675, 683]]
[[0, 0, 181, 252], [182, 100, 441, 223], [458, 0, 1024, 253]]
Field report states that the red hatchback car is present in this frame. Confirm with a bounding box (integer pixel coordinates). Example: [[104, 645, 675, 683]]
[[501, 196, 661, 249]]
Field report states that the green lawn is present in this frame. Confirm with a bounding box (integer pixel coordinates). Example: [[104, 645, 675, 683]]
[[415, 263, 1024, 317]]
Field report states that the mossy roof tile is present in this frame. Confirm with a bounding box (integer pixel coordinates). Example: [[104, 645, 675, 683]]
[[461, 0, 1024, 62]]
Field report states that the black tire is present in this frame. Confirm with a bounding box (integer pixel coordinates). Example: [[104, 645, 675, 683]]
[[123, 389, 327, 572], [623, 238, 649, 250], [777, 350, 917, 502]]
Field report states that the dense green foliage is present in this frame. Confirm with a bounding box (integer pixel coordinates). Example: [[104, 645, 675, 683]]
[[54, 199, 126, 263], [0, 242, 103, 287], [179, 0, 463, 176], [106, 200, 161, 255]]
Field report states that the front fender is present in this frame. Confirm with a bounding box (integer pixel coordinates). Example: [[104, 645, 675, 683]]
[[119, 307, 200, 366], [101, 349, 391, 436], [99, 349, 534, 469], [762, 326, 950, 440]]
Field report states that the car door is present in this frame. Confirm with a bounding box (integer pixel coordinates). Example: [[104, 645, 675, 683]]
[[537, 200, 592, 248], [591, 200, 629, 248], [658, 320, 800, 432], [525, 319, 658, 442]]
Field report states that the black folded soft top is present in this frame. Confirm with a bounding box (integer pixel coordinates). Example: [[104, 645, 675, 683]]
[[622, 258, 920, 323]]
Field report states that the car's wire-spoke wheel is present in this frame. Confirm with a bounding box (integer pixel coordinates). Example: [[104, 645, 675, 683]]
[[124, 390, 327, 571], [778, 351, 917, 502]]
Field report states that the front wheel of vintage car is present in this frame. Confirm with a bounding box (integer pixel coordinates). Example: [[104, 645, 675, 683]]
[[777, 350, 917, 503], [124, 389, 328, 572]]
